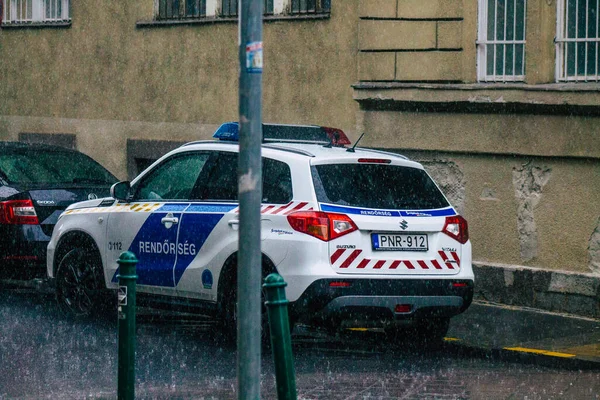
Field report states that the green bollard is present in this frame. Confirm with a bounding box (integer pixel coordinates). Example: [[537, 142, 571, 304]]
[[263, 273, 297, 400], [117, 251, 138, 400]]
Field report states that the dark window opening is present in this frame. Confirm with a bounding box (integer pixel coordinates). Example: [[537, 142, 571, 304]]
[[221, 0, 274, 17], [157, 0, 207, 19], [127, 139, 186, 181], [19, 133, 76, 150], [290, 0, 330, 14]]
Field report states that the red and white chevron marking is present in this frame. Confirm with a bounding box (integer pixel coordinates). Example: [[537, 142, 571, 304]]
[[330, 249, 460, 271], [232, 201, 314, 215]]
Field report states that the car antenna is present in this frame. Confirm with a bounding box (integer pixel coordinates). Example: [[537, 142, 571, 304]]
[[346, 132, 366, 152]]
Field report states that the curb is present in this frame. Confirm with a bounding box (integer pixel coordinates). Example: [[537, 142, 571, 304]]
[[444, 340, 600, 371], [473, 262, 600, 319]]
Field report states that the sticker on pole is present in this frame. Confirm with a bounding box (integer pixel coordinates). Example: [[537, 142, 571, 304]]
[[246, 41, 263, 73], [118, 286, 127, 306]]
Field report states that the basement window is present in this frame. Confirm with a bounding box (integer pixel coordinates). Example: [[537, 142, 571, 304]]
[[477, 0, 527, 82], [556, 0, 600, 82], [1, 0, 70, 26]]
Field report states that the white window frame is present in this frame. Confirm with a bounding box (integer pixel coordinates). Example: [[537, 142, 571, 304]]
[[556, 0, 600, 82], [2, 0, 70, 25], [477, 0, 527, 82]]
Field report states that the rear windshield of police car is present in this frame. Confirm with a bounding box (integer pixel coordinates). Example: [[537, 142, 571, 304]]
[[311, 164, 449, 210]]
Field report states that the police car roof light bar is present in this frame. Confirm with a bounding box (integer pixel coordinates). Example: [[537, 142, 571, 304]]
[[213, 122, 351, 147]]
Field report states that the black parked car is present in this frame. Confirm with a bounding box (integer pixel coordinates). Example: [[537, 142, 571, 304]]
[[0, 142, 117, 279]]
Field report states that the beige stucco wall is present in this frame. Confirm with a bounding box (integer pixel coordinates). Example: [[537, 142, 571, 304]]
[[0, 1, 359, 144], [359, 108, 600, 159]]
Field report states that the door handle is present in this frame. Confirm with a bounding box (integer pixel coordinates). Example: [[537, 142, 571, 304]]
[[161, 213, 179, 228]]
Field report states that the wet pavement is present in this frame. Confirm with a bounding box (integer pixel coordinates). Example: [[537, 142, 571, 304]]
[[0, 281, 599, 399]]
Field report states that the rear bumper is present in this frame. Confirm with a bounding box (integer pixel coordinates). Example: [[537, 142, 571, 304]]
[[0, 224, 50, 278], [289, 278, 473, 325]]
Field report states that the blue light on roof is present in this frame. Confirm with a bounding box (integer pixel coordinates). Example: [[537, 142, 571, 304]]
[[213, 122, 239, 141]]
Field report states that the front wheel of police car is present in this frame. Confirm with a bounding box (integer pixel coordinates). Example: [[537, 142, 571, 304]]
[[55, 247, 110, 318]]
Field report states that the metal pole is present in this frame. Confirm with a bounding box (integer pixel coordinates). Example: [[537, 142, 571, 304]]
[[237, 0, 263, 399], [117, 251, 138, 400], [264, 274, 297, 400]]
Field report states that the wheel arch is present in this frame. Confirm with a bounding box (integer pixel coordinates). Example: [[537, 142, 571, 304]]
[[216, 252, 278, 311], [53, 230, 102, 278]]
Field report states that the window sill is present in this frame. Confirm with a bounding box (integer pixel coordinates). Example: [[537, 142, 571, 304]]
[[136, 12, 330, 28], [352, 82, 600, 115], [1, 21, 71, 29]]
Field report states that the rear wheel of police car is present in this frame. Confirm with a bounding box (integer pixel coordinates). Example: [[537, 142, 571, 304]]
[[218, 256, 294, 344], [385, 318, 450, 349], [55, 246, 111, 319]]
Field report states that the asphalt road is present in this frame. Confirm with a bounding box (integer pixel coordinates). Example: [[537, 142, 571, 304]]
[[0, 282, 599, 399]]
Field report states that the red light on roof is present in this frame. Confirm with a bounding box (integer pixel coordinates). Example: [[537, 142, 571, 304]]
[[322, 127, 351, 146], [357, 158, 391, 164]]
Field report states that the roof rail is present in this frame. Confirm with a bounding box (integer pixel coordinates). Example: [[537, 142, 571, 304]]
[[262, 143, 315, 157], [181, 140, 231, 147]]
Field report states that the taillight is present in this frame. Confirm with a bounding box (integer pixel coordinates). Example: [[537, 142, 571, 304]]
[[442, 215, 468, 244], [0, 199, 39, 225], [287, 211, 358, 242]]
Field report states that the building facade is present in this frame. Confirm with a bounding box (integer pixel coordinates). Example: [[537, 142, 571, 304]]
[[1, 0, 599, 276]]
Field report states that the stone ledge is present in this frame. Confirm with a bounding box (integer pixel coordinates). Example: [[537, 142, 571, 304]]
[[473, 262, 600, 319]]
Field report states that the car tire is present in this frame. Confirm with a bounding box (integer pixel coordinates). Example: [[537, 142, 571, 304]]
[[219, 267, 295, 345], [55, 247, 111, 319]]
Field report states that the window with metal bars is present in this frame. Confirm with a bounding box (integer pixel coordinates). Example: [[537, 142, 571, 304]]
[[556, 0, 600, 81], [2, 0, 70, 25], [157, 0, 207, 19], [477, 0, 527, 82], [290, 0, 330, 14], [220, 0, 274, 17]]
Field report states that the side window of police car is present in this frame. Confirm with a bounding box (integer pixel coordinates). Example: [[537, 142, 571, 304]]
[[134, 153, 210, 201], [195, 152, 292, 204]]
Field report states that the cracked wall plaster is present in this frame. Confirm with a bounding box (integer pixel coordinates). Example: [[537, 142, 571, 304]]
[[589, 217, 600, 274], [421, 161, 466, 215], [512, 164, 552, 262]]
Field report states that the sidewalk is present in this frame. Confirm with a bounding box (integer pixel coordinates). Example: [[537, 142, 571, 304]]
[[448, 301, 600, 366]]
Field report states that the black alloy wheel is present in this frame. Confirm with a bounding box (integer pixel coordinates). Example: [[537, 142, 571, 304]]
[[55, 247, 106, 318]]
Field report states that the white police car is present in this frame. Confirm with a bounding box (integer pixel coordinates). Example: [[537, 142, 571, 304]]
[[47, 123, 473, 342]]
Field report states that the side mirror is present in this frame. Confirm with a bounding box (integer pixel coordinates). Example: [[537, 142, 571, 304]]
[[110, 181, 131, 201]]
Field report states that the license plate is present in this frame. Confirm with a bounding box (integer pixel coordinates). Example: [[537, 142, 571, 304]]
[[372, 233, 428, 251]]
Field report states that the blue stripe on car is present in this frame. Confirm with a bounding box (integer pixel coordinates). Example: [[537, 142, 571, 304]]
[[319, 203, 456, 217]]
